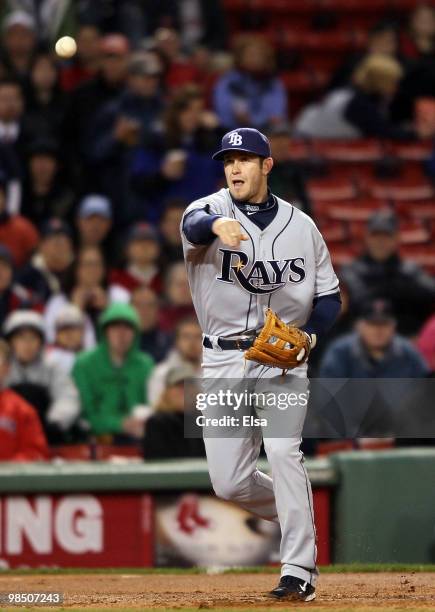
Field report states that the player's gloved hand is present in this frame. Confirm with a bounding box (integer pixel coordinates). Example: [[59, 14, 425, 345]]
[[212, 217, 249, 248], [296, 333, 317, 362]]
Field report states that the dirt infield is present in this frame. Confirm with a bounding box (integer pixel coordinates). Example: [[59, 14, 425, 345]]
[[1, 571, 435, 610]]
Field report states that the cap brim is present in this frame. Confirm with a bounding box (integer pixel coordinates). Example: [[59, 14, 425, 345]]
[[212, 147, 266, 160]]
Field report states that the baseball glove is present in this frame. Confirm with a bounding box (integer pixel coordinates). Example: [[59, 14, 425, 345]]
[[244, 309, 312, 371]]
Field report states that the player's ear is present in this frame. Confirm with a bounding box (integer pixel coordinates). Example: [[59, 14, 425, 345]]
[[262, 157, 274, 176]]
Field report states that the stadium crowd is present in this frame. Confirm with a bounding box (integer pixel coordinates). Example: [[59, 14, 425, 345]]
[[0, 0, 433, 461]]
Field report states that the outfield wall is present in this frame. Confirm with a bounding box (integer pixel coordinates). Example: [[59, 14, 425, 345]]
[[0, 450, 433, 568]]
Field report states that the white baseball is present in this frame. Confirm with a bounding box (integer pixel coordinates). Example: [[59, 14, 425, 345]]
[[55, 36, 77, 59]]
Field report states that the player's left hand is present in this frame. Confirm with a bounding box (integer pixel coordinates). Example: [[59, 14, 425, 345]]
[[296, 333, 317, 362]]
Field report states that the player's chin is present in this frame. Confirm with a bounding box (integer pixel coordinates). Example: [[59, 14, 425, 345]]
[[229, 185, 248, 200]]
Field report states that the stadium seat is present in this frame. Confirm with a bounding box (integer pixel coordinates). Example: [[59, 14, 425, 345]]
[[311, 139, 383, 163], [326, 199, 388, 222], [50, 445, 92, 461], [316, 440, 355, 457], [328, 244, 359, 266], [308, 177, 358, 202], [96, 444, 143, 460], [400, 245, 435, 273], [366, 178, 434, 201], [411, 203, 435, 220], [396, 201, 435, 220], [317, 221, 348, 242], [281, 70, 315, 93], [386, 141, 433, 162], [399, 220, 431, 244], [288, 139, 311, 161]]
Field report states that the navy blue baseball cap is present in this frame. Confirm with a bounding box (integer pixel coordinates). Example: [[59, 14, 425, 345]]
[[212, 128, 271, 161]]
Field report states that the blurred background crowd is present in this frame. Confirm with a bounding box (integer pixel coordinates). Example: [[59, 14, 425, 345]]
[[0, 0, 433, 462]]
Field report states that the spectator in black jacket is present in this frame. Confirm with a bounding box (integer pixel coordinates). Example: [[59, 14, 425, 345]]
[[340, 210, 435, 336], [143, 364, 205, 460]]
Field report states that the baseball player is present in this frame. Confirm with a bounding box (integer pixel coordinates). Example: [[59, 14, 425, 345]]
[[181, 128, 341, 601]]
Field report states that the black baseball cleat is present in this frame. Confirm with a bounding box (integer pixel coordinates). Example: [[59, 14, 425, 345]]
[[267, 575, 316, 601]]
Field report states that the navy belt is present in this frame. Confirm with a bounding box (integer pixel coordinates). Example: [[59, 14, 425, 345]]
[[203, 335, 256, 351]]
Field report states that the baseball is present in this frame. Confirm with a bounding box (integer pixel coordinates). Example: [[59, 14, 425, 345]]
[[55, 36, 77, 59]]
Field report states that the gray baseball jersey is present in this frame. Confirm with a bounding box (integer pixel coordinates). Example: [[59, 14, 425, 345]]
[[181, 188, 339, 337]]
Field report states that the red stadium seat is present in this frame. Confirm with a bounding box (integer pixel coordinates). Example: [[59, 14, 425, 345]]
[[409, 203, 435, 220], [96, 444, 143, 460], [312, 140, 382, 163], [400, 245, 435, 273], [308, 177, 358, 202], [328, 244, 359, 267], [399, 220, 431, 244], [288, 139, 311, 161], [311, 139, 383, 163], [50, 445, 92, 461], [396, 201, 435, 220], [327, 199, 388, 222], [385, 140, 433, 161], [281, 70, 315, 93], [279, 30, 354, 51], [366, 178, 434, 201], [317, 220, 348, 242]]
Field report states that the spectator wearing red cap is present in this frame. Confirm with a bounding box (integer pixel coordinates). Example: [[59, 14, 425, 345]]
[[0, 339, 49, 461], [109, 223, 162, 294], [0, 174, 39, 267], [17, 218, 75, 301]]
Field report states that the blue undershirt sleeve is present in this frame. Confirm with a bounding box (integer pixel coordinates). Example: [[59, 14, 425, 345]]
[[182, 208, 223, 245], [301, 292, 341, 338]]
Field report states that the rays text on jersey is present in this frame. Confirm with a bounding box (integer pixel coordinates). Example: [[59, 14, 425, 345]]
[[216, 249, 306, 294]]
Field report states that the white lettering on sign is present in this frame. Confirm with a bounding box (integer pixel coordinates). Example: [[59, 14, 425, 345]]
[[55, 496, 103, 553], [0, 496, 103, 555], [6, 497, 52, 554]]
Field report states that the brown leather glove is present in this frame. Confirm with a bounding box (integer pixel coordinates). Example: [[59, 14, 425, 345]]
[[244, 309, 312, 371]]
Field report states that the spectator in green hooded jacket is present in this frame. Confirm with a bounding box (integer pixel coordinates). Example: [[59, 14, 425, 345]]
[[72, 302, 154, 440]]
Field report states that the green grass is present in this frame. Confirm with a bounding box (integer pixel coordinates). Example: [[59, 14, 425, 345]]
[[0, 564, 435, 576]]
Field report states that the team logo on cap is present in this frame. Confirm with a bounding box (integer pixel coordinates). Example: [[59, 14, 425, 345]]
[[228, 132, 243, 146]]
